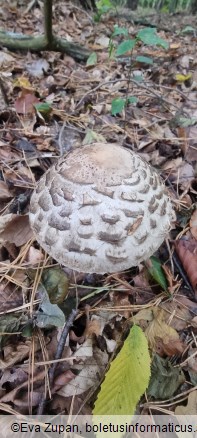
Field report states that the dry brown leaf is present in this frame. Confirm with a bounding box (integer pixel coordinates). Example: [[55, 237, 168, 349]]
[[53, 370, 75, 392], [155, 336, 185, 357], [145, 307, 180, 353], [0, 339, 39, 369], [162, 157, 182, 171], [0, 181, 13, 200], [190, 208, 197, 240], [3, 242, 18, 260], [133, 308, 154, 328], [84, 318, 101, 338], [4, 165, 33, 184], [58, 357, 99, 397], [0, 281, 23, 313], [175, 390, 197, 415], [0, 214, 33, 246], [178, 163, 194, 190], [187, 346, 197, 374], [161, 300, 192, 331], [15, 90, 39, 115], [191, 316, 197, 328], [175, 238, 197, 295], [26, 246, 44, 264], [133, 269, 152, 291], [162, 264, 181, 294], [175, 294, 197, 315], [0, 370, 46, 405], [0, 368, 27, 389], [0, 214, 13, 235], [0, 51, 15, 67], [14, 391, 41, 407]]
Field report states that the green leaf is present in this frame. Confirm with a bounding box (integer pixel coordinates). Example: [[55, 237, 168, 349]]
[[96, 0, 113, 12], [94, 0, 113, 21], [36, 298, 65, 328], [112, 25, 128, 37], [83, 129, 106, 144], [137, 28, 168, 49], [0, 314, 22, 350], [36, 285, 65, 328], [86, 52, 97, 66], [21, 321, 34, 337], [42, 267, 69, 304], [96, 0, 113, 8], [145, 256, 168, 290], [36, 300, 65, 328], [111, 98, 125, 115], [127, 96, 138, 104], [136, 55, 153, 65], [181, 25, 195, 34], [116, 39, 136, 56], [177, 116, 197, 127], [148, 354, 185, 399], [93, 325, 151, 417], [34, 102, 52, 115], [133, 74, 143, 82]]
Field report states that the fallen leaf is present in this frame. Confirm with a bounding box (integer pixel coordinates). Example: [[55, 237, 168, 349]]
[[0, 181, 13, 200], [148, 354, 185, 399], [0, 368, 27, 389], [0, 214, 33, 246], [0, 214, 13, 234], [190, 208, 197, 240], [0, 339, 38, 369], [53, 370, 75, 392], [161, 300, 192, 331], [58, 357, 99, 397], [186, 346, 197, 386], [155, 336, 185, 357], [36, 287, 65, 328], [0, 314, 22, 353], [26, 59, 50, 78], [175, 238, 197, 295], [0, 51, 15, 67], [15, 89, 39, 115], [41, 267, 69, 304], [26, 246, 44, 264], [175, 390, 197, 415], [0, 281, 23, 313], [84, 318, 102, 338], [145, 308, 180, 354]]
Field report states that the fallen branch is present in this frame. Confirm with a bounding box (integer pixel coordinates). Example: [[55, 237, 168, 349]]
[[0, 0, 90, 61]]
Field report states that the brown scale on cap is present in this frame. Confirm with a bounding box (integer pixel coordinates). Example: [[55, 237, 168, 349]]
[[29, 143, 175, 274]]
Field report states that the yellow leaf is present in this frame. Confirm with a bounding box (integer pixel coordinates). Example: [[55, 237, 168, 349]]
[[93, 325, 151, 437], [175, 73, 192, 83], [13, 77, 33, 90]]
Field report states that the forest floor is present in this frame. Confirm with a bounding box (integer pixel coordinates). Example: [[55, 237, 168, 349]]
[[0, 0, 196, 430]]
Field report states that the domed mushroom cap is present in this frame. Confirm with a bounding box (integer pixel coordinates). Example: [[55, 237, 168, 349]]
[[29, 143, 175, 274]]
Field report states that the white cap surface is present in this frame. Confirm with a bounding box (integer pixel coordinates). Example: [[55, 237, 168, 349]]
[[29, 143, 175, 273]]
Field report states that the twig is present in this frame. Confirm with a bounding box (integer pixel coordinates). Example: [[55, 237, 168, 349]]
[[37, 308, 78, 415], [0, 76, 9, 106], [172, 252, 195, 297]]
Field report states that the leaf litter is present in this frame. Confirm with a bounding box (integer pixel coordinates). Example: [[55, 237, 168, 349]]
[[0, 0, 196, 424]]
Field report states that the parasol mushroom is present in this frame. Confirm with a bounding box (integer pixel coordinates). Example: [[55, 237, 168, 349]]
[[29, 143, 175, 274]]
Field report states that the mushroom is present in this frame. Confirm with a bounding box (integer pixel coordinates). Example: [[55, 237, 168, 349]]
[[29, 143, 175, 274]]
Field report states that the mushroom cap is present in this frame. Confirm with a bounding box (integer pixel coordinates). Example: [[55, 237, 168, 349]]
[[29, 143, 175, 274]]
